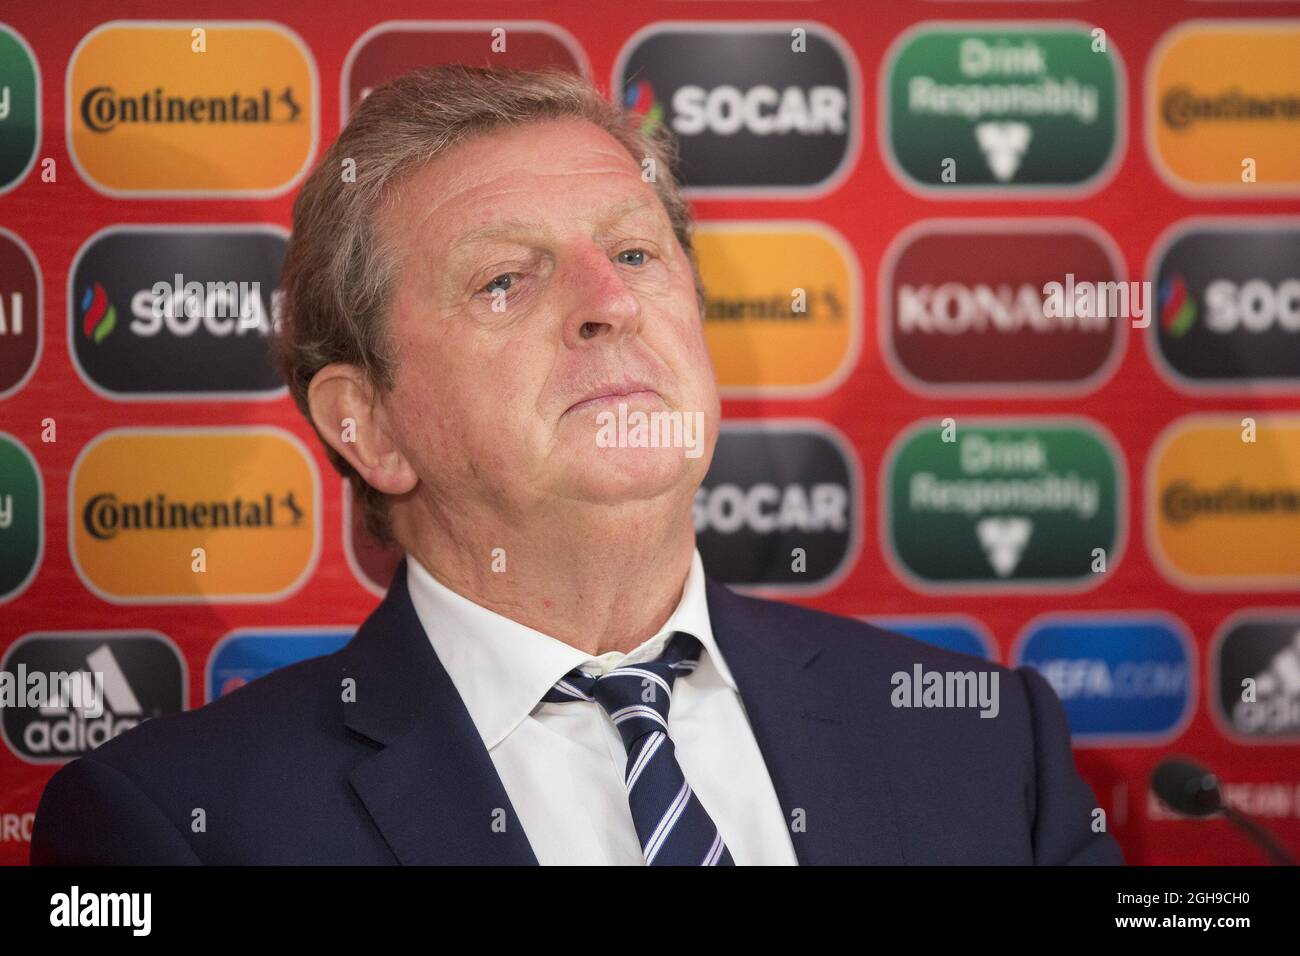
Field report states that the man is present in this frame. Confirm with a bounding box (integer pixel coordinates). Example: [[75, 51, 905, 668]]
[[31, 66, 1122, 865]]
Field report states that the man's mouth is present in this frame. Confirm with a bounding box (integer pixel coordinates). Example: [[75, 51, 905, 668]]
[[561, 377, 660, 416], [565, 387, 662, 416]]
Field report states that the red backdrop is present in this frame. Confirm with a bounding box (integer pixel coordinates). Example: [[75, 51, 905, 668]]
[[2, 0, 1299, 866]]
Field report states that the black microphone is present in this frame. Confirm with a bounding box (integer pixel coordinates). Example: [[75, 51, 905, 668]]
[[1151, 757, 1296, 865]]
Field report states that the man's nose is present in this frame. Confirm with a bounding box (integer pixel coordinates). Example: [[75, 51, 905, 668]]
[[559, 242, 642, 348]]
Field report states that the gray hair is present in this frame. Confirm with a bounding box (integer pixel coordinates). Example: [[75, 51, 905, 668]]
[[273, 64, 703, 546]]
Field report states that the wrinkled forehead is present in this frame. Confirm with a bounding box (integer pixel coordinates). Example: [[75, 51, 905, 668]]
[[376, 117, 665, 257]]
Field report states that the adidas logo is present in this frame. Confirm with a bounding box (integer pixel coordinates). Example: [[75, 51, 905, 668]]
[[23, 645, 145, 755], [1232, 628, 1300, 735]]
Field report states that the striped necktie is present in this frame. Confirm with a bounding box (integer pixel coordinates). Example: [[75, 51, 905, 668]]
[[541, 631, 735, 866]]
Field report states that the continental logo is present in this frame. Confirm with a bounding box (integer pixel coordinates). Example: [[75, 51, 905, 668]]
[[1148, 218, 1300, 392], [696, 222, 859, 396], [882, 21, 1123, 195], [69, 428, 319, 602], [1148, 415, 1300, 590], [881, 219, 1125, 394], [613, 22, 859, 195], [1147, 20, 1300, 195], [67, 21, 317, 196], [341, 21, 588, 121]]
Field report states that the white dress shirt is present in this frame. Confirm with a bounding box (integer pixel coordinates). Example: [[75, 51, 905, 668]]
[[404, 548, 799, 865]]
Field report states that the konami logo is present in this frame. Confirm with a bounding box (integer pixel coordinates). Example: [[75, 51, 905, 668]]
[[881, 220, 1125, 395]]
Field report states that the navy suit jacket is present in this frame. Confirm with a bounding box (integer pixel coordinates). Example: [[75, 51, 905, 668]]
[[31, 560, 1123, 865]]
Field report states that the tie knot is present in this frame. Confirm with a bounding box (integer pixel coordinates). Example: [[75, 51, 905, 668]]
[[542, 632, 702, 750]]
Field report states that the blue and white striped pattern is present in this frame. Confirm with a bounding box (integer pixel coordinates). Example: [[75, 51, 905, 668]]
[[541, 632, 734, 866]]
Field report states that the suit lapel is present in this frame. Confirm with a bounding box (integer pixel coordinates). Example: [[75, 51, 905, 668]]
[[338, 558, 538, 865], [705, 578, 905, 865]]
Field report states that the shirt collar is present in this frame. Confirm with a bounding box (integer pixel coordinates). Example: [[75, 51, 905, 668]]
[[404, 548, 736, 750]]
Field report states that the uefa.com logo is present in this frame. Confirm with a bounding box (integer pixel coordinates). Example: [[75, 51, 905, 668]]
[[1011, 612, 1196, 748], [693, 419, 861, 595], [340, 20, 590, 123], [206, 627, 353, 703], [612, 20, 862, 198]]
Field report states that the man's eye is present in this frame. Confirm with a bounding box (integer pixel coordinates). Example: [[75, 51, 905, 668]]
[[617, 249, 647, 267], [481, 273, 516, 295]]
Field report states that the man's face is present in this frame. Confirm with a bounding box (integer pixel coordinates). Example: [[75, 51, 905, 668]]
[[376, 117, 720, 521]]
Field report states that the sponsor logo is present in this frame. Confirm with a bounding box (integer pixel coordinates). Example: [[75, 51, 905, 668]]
[[1212, 611, 1300, 744], [1148, 218, 1300, 391], [0, 432, 41, 603], [67, 21, 317, 196], [342, 20, 588, 121], [883, 417, 1124, 591], [68, 226, 287, 399], [613, 22, 859, 195], [0, 632, 185, 764], [882, 21, 1123, 194], [694, 420, 859, 592], [69, 428, 319, 602], [1014, 613, 1195, 745], [881, 219, 1125, 394], [206, 628, 353, 702], [696, 222, 859, 395], [0, 813, 34, 843], [1148, 415, 1300, 589], [866, 616, 995, 660], [1147, 20, 1300, 195], [0, 24, 39, 194], [343, 479, 403, 598], [1148, 780, 1300, 822], [0, 227, 41, 399]]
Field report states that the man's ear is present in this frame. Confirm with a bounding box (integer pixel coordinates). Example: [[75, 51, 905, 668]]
[[306, 363, 418, 496]]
